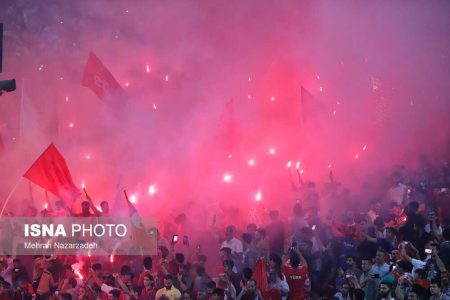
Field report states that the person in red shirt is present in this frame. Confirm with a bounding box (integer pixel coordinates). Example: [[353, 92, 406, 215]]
[[281, 249, 310, 300], [138, 257, 153, 287], [139, 274, 156, 300]]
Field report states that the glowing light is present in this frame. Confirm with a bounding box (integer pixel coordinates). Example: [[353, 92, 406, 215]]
[[319, 86, 323, 92], [38, 64, 44, 71], [255, 191, 262, 202], [328, 163, 332, 169], [228, 153, 233, 159], [269, 148, 276, 155], [74, 270, 83, 280], [85, 155, 91, 160], [333, 110, 337, 115], [148, 185, 157, 195], [65, 96, 69, 102], [59, 77, 64, 81], [248, 76, 252, 82], [96, 205, 102, 212], [130, 194, 137, 203], [296, 161, 300, 170], [223, 173, 233, 183], [146, 65, 151, 73], [248, 159, 255, 166], [125, 82, 129, 87], [81, 182, 86, 189], [125, 9, 129, 13], [165, 74, 169, 81], [286, 161, 292, 168], [355, 153, 359, 159], [110, 255, 114, 263], [44, 202, 48, 210], [153, 103, 157, 110], [247, 95, 251, 100], [72, 263, 84, 279], [271, 96, 276, 102], [300, 169, 304, 174], [336, 101, 341, 105], [68, 122, 74, 128], [316, 75, 320, 80], [362, 145, 367, 151]]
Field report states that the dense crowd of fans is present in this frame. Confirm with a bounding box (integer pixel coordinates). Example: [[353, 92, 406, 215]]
[[0, 157, 449, 300]]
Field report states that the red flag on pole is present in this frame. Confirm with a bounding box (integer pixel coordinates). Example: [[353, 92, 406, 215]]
[[24, 143, 81, 202], [81, 51, 124, 101]]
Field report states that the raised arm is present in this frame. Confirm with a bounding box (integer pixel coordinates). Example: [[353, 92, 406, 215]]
[[84, 188, 102, 216]]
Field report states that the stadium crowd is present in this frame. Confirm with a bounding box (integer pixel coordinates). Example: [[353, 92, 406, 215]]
[[0, 157, 449, 300]]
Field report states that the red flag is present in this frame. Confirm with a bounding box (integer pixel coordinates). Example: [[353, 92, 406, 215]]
[[252, 258, 269, 292], [24, 143, 81, 202], [81, 51, 124, 101]]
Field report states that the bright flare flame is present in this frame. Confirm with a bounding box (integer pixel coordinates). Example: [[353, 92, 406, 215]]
[[85, 155, 91, 160], [130, 194, 137, 203], [125, 82, 129, 87], [65, 96, 69, 102], [296, 161, 300, 170], [269, 148, 276, 155], [362, 145, 367, 151], [81, 182, 86, 189], [319, 86, 323, 92], [148, 185, 157, 195], [68, 122, 74, 128], [110, 255, 114, 263], [355, 153, 359, 159], [228, 153, 233, 159], [248, 159, 255, 166], [286, 161, 292, 168], [271, 96, 276, 102], [153, 103, 158, 110], [165, 74, 169, 81], [300, 169, 304, 174], [146, 64, 151, 73], [38, 64, 44, 71], [74, 270, 83, 280], [255, 191, 262, 202], [44, 202, 48, 210], [223, 173, 232, 183], [247, 95, 251, 100]]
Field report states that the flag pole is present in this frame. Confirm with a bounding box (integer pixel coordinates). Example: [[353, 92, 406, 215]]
[[0, 177, 23, 218]]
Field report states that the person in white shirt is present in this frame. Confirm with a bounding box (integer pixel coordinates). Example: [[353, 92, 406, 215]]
[[221, 226, 244, 257]]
